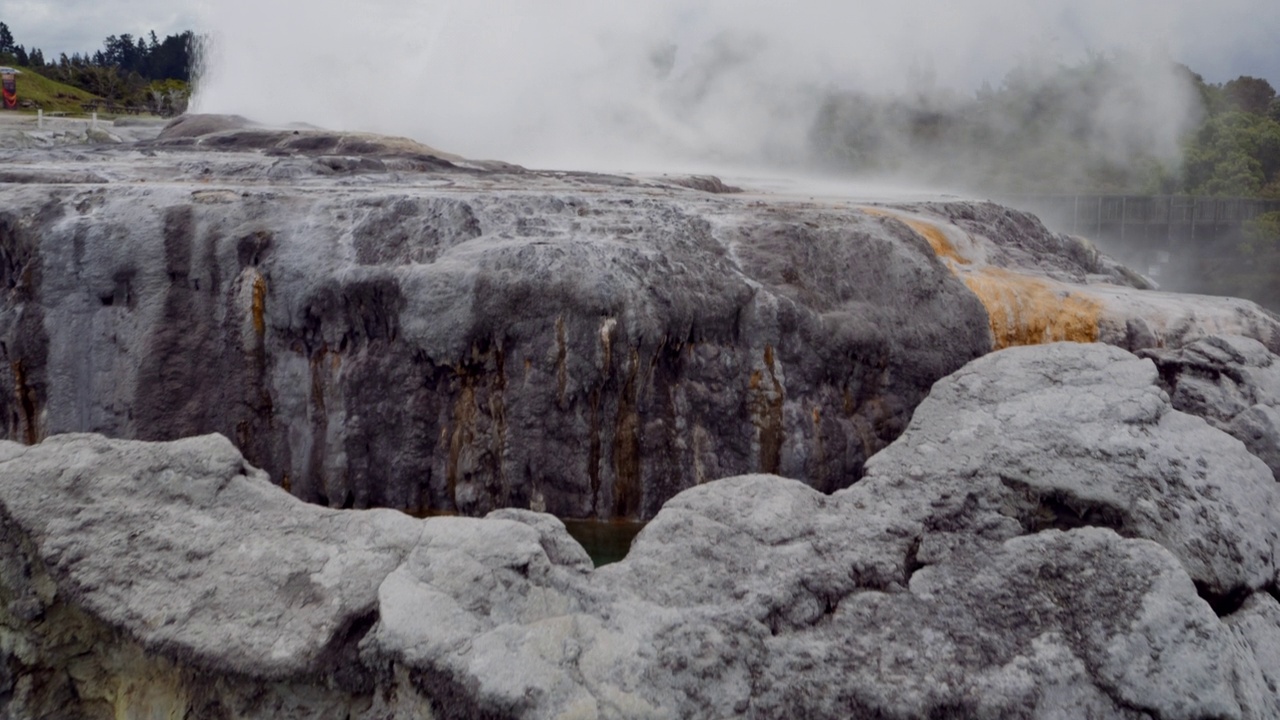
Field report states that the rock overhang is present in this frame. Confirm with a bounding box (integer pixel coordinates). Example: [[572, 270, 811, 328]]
[[2, 117, 1280, 520], [0, 131, 1011, 518]]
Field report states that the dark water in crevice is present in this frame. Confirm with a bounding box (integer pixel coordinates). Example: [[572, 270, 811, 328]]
[[562, 520, 647, 567], [399, 508, 646, 567]]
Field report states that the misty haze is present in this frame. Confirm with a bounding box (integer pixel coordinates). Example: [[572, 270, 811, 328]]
[[189, 0, 1280, 307], [2, 1, 1280, 718], [192, 0, 1257, 169]]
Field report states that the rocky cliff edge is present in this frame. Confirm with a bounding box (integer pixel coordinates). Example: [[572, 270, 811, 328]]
[[2, 118, 1278, 520]]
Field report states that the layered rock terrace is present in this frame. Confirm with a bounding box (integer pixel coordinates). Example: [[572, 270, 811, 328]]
[[2, 116, 1277, 519]]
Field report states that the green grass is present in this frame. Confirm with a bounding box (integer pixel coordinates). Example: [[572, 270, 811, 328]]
[[2, 66, 101, 115]]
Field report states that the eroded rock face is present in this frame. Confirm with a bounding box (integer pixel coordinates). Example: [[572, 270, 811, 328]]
[[0, 124, 999, 520], [2, 119, 1279, 520], [1, 342, 1278, 719], [1139, 334, 1280, 479]]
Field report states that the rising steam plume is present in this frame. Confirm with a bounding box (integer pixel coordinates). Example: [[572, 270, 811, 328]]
[[192, 0, 1276, 178]]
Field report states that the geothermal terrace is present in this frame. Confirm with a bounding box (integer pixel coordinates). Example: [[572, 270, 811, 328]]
[[0, 115, 1277, 718]]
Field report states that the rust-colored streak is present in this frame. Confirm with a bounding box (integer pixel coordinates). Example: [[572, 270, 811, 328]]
[[309, 351, 328, 415], [251, 273, 268, 337], [810, 405, 826, 490], [962, 269, 1102, 350], [11, 360, 38, 445], [901, 218, 971, 266], [749, 344, 785, 475], [488, 348, 508, 507], [555, 316, 568, 407], [446, 384, 478, 510], [613, 350, 642, 519], [433, 349, 511, 513], [600, 319, 615, 376], [588, 389, 602, 517], [235, 420, 252, 449], [864, 208, 970, 265], [869, 208, 1102, 350], [306, 348, 331, 503]]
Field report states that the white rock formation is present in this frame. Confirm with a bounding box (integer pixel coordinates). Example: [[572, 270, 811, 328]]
[[0, 341, 1277, 718]]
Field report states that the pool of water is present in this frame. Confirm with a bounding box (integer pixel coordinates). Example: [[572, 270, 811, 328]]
[[561, 520, 647, 567], [399, 509, 646, 568]]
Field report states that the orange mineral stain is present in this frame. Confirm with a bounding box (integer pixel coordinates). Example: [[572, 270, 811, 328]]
[[864, 208, 970, 265], [251, 273, 268, 337], [961, 269, 1102, 349], [865, 208, 1101, 350]]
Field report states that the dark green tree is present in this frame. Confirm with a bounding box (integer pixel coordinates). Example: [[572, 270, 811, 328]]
[[1182, 112, 1280, 197], [146, 32, 193, 81], [1223, 76, 1277, 116], [0, 22, 13, 56]]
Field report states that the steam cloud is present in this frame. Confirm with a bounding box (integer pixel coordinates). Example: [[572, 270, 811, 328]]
[[192, 0, 1277, 175]]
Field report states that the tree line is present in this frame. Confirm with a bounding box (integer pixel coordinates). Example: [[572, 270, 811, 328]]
[[0, 21, 194, 114], [1181, 73, 1280, 199], [809, 57, 1280, 310], [810, 54, 1280, 201]]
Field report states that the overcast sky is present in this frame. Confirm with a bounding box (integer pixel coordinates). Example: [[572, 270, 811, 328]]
[[0, 0, 199, 56], [1, 0, 1277, 83], [4, 0, 1279, 171]]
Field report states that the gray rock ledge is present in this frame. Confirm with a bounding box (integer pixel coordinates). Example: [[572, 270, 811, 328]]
[[5, 119, 1280, 521], [0, 341, 1278, 718]]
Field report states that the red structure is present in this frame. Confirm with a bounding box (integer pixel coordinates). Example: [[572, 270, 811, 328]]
[[1, 68, 16, 110]]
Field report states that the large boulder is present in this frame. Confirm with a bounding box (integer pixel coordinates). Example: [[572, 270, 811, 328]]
[[857, 341, 1280, 600], [1, 342, 1278, 718]]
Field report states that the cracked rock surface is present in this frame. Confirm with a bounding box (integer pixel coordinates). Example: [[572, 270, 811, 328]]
[[3, 118, 1279, 520], [0, 121, 996, 520], [1, 341, 1278, 718], [1140, 334, 1280, 480]]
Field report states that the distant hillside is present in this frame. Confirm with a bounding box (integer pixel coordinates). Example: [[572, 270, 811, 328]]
[[3, 66, 100, 114]]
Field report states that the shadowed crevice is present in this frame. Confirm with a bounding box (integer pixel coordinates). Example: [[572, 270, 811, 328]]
[[1000, 477, 1131, 536], [904, 535, 925, 581], [312, 607, 381, 695], [412, 666, 521, 720], [1194, 582, 1251, 619]]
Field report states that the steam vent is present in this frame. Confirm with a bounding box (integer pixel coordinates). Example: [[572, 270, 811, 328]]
[[2, 115, 1280, 718]]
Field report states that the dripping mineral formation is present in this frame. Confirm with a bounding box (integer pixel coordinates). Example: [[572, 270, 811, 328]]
[[2, 342, 1280, 718], [5, 116, 1280, 718], [2, 115, 1277, 520]]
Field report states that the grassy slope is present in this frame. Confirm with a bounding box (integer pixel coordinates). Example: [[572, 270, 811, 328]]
[[2, 66, 100, 115]]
